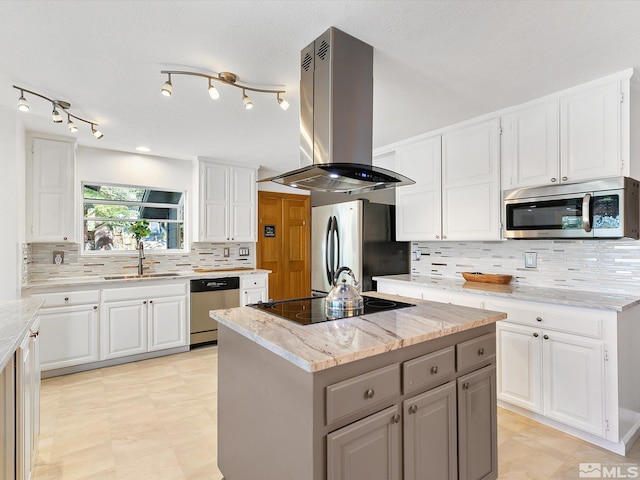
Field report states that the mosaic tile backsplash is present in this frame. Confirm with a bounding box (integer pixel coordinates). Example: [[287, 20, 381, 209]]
[[410, 239, 640, 296], [24, 242, 255, 283]]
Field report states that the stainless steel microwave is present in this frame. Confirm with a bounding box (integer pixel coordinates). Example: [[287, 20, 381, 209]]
[[503, 177, 640, 239]]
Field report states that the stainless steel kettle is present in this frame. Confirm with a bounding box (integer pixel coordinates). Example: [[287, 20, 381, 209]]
[[325, 266, 364, 319]]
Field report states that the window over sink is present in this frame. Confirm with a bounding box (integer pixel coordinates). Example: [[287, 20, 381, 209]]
[[82, 182, 185, 252]]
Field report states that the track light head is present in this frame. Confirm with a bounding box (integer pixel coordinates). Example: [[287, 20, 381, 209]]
[[51, 104, 62, 123], [243, 90, 253, 110], [208, 79, 220, 100], [67, 115, 78, 133], [17, 91, 29, 112], [91, 124, 104, 139], [277, 93, 289, 111], [161, 74, 172, 97]]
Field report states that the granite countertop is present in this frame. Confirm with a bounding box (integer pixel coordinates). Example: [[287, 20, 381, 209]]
[[0, 298, 42, 371], [210, 291, 506, 373], [22, 268, 271, 290], [373, 274, 640, 312]]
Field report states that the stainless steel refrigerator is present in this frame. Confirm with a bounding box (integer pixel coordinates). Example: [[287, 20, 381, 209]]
[[311, 199, 410, 295]]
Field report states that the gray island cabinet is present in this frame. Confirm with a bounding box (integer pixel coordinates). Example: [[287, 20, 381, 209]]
[[211, 292, 506, 480]]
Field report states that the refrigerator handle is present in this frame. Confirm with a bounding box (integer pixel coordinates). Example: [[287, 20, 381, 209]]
[[325, 217, 333, 285], [333, 216, 341, 276]]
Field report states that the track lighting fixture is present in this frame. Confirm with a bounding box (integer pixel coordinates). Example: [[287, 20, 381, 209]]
[[277, 92, 289, 111], [51, 103, 62, 123], [161, 73, 173, 97], [242, 89, 253, 110], [17, 90, 29, 112], [208, 78, 219, 100], [160, 69, 287, 111], [91, 124, 103, 139], [67, 114, 78, 133], [13, 85, 103, 139]]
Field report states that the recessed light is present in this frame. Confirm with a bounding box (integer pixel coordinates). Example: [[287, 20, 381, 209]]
[[136, 146, 151, 153]]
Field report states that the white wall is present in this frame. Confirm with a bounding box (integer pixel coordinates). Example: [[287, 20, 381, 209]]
[[76, 146, 196, 244], [0, 108, 24, 300]]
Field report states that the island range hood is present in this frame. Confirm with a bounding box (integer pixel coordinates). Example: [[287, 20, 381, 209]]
[[268, 27, 414, 194]]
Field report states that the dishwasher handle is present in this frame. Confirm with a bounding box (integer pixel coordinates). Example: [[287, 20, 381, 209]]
[[190, 277, 240, 292]]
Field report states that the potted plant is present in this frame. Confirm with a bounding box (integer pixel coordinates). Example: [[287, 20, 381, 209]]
[[130, 220, 151, 248]]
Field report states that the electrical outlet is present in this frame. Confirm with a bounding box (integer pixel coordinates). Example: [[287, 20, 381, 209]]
[[223, 247, 230, 258], [53, 251, 64, 265], [524, 252, 537, 269]]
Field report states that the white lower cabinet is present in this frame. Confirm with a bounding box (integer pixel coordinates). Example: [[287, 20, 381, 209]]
[[16, 318, 40, 480], [101, 299, 147, 359], [240, 274, 268, 306], [101, 283, 187, 361], [0, 359, 15, 480], [30, 290, 100, 372]]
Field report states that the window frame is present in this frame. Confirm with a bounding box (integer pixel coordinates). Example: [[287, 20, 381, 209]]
[[80, 181, 188, 256]]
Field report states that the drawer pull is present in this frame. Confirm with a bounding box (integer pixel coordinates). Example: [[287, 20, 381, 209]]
[[478, 348, 484, 356], [430, 365, 438, 375], [364, 389, 375, 399], [64, 297, 69, 302], [536, 316, 542, 322], [409, 405, 418, 414], [462, 382, 470, 390], [391, 414, 401, 424]]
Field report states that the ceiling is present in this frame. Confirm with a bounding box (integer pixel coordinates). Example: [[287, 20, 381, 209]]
[[3, 1, 640, 179]]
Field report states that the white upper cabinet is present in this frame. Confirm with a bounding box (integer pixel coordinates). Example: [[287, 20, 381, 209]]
[[199, 161, 257, 242], [441, 118, 502, 241], [502, 71, 634, 189], [27, 136, 76, 242], [560, 80, 622, 183], [501, 100, 560, 189], [394, 136, 442, 241]]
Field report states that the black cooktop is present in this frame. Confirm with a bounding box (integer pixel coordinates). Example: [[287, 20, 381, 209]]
[[249, 295, 415, 325]]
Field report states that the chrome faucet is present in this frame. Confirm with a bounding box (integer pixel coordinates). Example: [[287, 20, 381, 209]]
[[138, 241, 145, 275]]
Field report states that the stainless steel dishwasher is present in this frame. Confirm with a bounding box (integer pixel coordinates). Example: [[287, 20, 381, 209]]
[[190, 277, 240, 346]]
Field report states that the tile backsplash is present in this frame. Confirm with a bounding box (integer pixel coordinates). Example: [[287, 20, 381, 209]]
[[25, 242, 255, 283], [410, 239, 640, 296]]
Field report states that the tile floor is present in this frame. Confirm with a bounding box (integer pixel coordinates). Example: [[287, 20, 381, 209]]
[[32, 345, 640, 480]]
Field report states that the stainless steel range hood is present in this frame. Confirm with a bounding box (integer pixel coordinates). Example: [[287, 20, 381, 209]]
[[268, 27, 414, 194]]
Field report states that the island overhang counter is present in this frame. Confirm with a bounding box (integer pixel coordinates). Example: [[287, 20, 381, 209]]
[[211, 292, 507, 480]]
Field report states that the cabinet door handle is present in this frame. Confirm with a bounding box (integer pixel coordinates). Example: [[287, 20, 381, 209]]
[[63, 236, 68, 241], [562, 176, 568, 181], [430, 365, 438, 375], [533, 332, 539, 337], [149, 300, 153, 304], [536, 316, 542, 322], [551, 177, 557, 183], [409, 405, 418, 414], [391, 414, 401, 424], [93, 305, 98, 310], [364, 389, 375, 399], [543, 334, 549, 340], [435, 235, 440, 239], [462, 382, 470, 390], [143, 301, 147, 305], [478, 348, 484, 356], [443, 235, 447, 239]]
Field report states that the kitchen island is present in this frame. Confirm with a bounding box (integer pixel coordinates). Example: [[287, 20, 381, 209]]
[[211, 292, 506, 480]]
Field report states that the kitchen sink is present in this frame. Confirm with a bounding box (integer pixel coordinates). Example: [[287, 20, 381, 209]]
[[103, 273, 182, 280]]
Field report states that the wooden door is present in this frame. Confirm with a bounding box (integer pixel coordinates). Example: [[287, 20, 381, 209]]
[[257, 192, 310, 301]]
